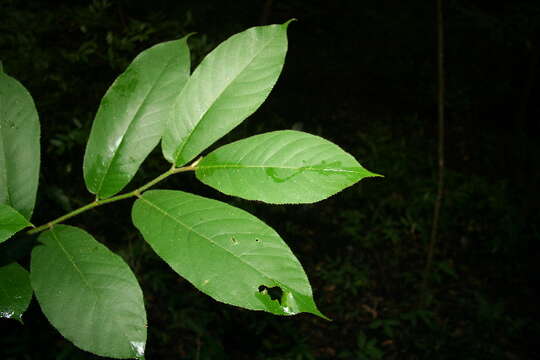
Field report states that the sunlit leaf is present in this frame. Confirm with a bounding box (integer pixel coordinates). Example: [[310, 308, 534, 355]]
[[31, 225, 147, 359], [132, 189, 327, 319], [162, 21, 293, 166], [0, 204, 32, 243], [84, 36, 192, 199], [0, 71, 40, 219], [0, 262, 32, 321], [196, 130, 380, 203]]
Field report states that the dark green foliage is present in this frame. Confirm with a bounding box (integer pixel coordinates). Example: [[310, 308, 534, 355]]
[[1, 0, 538, 359]]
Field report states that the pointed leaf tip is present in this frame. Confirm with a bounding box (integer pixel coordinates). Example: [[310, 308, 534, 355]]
[[132, 190, 324, 317], [162, 22, 291, 166], [83, 37, 191, 198], [283, 18, 297, 27], [196, 130, 379, 204]]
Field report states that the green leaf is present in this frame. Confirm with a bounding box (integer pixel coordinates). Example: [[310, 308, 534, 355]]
[[0, 262, 32, 321], [0, 204, 32, 243], [31, 225, 147, 359], [196, 130, 380, 204], [162, 21, 293, 166], [83, 36, 192, 199], [0, 71, 40, 219], [132, 189, 327, 319]]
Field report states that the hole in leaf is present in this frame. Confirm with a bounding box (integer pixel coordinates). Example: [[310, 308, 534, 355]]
[[255, 238, 260, 243], [258, 285, 283, 304]]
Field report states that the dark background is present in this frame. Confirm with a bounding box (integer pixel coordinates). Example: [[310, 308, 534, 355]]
[[1, 0, 539, 359]]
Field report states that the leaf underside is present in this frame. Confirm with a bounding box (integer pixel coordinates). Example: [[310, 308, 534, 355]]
[[132, 189, 327, 319], [196, 130, 380, 204], [162, 21, 292, 167], [0, 262, 32, 321], [31, 225, 147, 359], [83, 36, 191, 199], [0, 71, 40, 219]]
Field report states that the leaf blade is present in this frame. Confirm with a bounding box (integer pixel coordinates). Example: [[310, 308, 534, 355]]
[[0, 204, 32, 243], [83, 36, 191, 199], [31, 225, 147, 359], [162, 21, 292, 166], [196, 130, 380, 204], [131, 190, 326, 318], [0, 262, 32, 321], [0, 71, 40, 219]]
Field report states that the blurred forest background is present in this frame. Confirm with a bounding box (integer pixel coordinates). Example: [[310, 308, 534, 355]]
[[1, 0, 539, 359]]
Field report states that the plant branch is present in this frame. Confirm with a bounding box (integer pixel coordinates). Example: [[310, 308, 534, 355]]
[[27, 159, 201, 235]]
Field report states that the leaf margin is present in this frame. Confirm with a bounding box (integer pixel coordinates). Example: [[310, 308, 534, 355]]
[[0, 262, 33, 322], [162, 20, 295, 167], [195, 130, 382, 204], [131, 189, 328, 319], [0, 203, 33, 243], [83, 35, 193, 199], [0, 70, 41, 219], [30, 224, 147, 359]]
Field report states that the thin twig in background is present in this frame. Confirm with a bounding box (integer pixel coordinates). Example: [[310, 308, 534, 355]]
[[422, 0, 445, 304]]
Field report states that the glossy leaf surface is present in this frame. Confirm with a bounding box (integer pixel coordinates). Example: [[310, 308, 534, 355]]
[[0, 71, 40, 219], [0, 204, 32, 243], [84, 36, 191, 199], [196, 130, 379, 204], [0, 262, 32, 321], [31, 225, 147, 359], [132, 190, 326, 318], [162, 21, 292, 166]]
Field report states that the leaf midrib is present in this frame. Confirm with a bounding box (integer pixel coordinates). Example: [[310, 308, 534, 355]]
[[49, 228, 95, 294], [173, 26, 283, 164], [137, 194, 307, 301], [95, 52, 181, 197], [198, 164, 363, 174], [48, 228, 143, 357]]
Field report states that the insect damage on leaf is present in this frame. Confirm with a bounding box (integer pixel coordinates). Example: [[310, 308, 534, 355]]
[[258, 285, 284, 304]]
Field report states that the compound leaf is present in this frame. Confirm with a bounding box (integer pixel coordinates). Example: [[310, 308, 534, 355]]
[[84, 36, 191, 199], [0, 204, 32, 243], [0, 262, 32, 321], [162, 21, 292, 166], [132, 190, 326, 319], [31, 225, 147, 359], [196, 130, 380, 203], [0, 71, 40, 219]]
